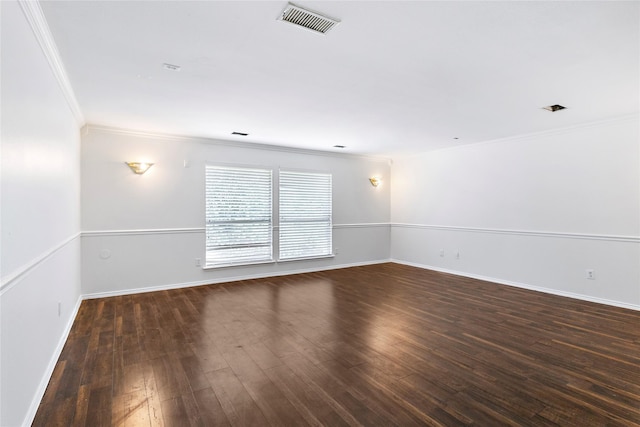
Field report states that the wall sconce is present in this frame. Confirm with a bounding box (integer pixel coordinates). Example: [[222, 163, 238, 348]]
[[125, 162, 154, 175], [369, 176, 381, 187]]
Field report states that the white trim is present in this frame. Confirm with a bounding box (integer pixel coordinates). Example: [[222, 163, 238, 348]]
[[81, 223, 636, 241], [391, 223, 640, 243], [18, 0, 85, 126], [82, 259, 391, 299], [81, 228, 204, 237], [391, 259, 640, 312], [0, 232, 81, 295], [465, 113, 639, 151], [84, 124, 390, 162], [203, 259, 276, 270], [394, 113, 639, 158], [277, 254, 335, 263], [22, 295, 83, 427], [81, 223, 392, 237], [333, 223, 390, 229], [82, 255, 640, 309]]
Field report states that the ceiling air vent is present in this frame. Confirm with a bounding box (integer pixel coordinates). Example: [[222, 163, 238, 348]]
[[278, 3, 339, 35], [543, 104, 566, 112]]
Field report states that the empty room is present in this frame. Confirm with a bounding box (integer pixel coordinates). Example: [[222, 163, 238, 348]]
[[2, 0, 639, 426]]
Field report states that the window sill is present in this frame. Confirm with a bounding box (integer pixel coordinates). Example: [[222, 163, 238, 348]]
[[203, 259, 275, 270], [277, 254, 335, 263], [202, 254, 335, 269]]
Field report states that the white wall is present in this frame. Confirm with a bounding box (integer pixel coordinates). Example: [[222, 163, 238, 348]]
[[0, 1, 82, 425], [81, 126, 391, 296], [391, 117, 640, 309]]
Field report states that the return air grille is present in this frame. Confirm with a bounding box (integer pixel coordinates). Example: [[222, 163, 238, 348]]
[[278, 4, 339, 34]]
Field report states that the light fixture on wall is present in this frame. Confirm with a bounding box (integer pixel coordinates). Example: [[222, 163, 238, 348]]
[[369, 176, 381, 187], [125, 162, 154, 175]]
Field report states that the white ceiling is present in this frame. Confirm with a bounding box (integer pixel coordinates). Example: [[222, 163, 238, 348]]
[[40, 1, 639, 156]]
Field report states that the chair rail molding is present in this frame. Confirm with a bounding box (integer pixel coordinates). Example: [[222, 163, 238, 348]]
[[391, 223, 640, 243]]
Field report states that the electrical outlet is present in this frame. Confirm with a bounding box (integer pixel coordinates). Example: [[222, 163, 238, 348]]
[[439, 249, 444, 257], [195, 258, 202, 267], [58, 302, 62, 317], [334, 248, 339, 255], [585, 269, 595, 280], [456, 251, 460, 260]]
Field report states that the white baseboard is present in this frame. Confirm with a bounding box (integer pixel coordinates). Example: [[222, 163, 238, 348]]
[[82, 259, 392, 299], [83, 258, 640, 311], [391, 259, 640, 312], [22, 295, 83, 427]]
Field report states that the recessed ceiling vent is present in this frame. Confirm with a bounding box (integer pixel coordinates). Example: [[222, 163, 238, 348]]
[[162, 63, 181, 72], [543, 104, 566, 112], [278, 3, 339, 35]]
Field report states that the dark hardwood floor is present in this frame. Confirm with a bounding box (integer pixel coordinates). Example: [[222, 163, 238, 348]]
[[33, 263, 640, 426]]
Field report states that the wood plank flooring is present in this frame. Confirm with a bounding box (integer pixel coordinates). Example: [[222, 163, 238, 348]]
[[33, 263, 640, 426]]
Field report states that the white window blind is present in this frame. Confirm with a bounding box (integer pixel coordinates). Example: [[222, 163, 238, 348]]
[[205, 165, 272, 267], [279, 171, 332, 260]]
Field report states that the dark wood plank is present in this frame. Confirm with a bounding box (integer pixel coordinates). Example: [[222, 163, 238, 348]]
[[141, 363, 164, 426], [205, 367, 271, 426], [263, 362, 351, 427], [221, 345, 310, 426], [192, 387, 231, 427], [85, 385, 112, 426]]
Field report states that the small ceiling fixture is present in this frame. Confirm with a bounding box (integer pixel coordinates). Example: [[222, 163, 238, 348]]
[[231, 132, 249, 136], [126, 162, 154, 175], [369, 177, 381, 187], [543, 104, 566, 112], [162, 63, 181, 71], [333, 145, 346, 148], [278, 3, 340, 35]]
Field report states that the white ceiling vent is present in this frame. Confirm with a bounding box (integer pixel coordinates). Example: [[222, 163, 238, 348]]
[[278, 4, 339, 35]]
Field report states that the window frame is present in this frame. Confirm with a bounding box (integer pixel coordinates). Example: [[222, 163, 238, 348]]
[[204, 164, 333, 269]]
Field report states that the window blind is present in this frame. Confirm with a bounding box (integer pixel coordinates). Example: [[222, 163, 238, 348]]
[[279, 171, 332, 260], [205, 165, 272, 267]]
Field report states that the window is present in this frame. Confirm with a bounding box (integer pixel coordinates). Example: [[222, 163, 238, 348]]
[[205, 165, 272, 267], [279, 170, 332, 260]]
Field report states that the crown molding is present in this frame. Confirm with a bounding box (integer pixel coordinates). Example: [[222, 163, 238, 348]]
[[472, 113, 639, 148], [18, 0, 85, 126], [393, 113, 639, 159], [83, 124, 392, 163]]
